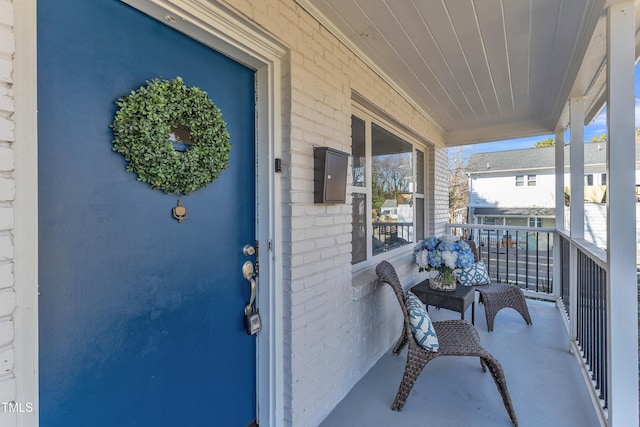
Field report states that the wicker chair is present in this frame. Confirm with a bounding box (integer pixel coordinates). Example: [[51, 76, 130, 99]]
[[467, 240, 532, 332], [376, 261, 518, 426]]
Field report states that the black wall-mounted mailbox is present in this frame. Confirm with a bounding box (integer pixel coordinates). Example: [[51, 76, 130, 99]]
[[314, 147, 349, 204]]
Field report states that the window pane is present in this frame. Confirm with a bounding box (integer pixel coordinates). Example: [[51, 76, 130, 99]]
[[371, 123, 413, 255], [528, 175, 537, 186], [351, 116, 366, 187], [352, 193, 367, 264], [529, 217, 542, 227], [416, 149, 424, 194], [483, 217, 497, 225], [601, 173, 606, 185], [515, 175, 524, 186]]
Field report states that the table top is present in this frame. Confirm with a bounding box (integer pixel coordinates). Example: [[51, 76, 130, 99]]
[[412, 279, 474, 299], [411, 279, 475, 323]]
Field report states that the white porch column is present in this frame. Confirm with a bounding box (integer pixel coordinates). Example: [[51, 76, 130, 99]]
[[569, 97, 585, 339], [554, 129, 565, 302], [569, 99, 584, 240], [606, 2, 639, 425], [554, 130, 565, 230]]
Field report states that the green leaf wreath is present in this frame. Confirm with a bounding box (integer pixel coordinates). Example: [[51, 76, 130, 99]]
[[111, 77, 231, 195]]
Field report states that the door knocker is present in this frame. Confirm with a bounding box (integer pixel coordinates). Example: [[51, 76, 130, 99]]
[[172, 199, 188, 223]]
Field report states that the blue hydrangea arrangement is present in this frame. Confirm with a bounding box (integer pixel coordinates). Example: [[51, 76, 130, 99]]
[[413, 234, 475, 283]]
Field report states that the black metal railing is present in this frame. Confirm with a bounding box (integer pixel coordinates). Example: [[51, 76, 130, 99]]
[[447, 224, 554, 294], [372, 222, 413, 254], [449, 224, 613, 413], [559, 233, 571, 310], [576, 247, 608, 409]]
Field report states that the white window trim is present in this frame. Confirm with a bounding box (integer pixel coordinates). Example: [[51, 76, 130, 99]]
[[351, 102, 431, 272]]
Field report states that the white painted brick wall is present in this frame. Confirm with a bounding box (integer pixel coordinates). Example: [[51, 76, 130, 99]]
[[0, 58, 11, 86], [0, 0, 15, 425], [0, 1, 13, 27], [434, 147, 450, 235], [222, 2, 449, 426], [0, 263, 12, 290], [0, 87, 13, 115], [0, 177, 14, 201]]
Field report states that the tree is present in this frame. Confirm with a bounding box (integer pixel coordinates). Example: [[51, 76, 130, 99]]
[[535, 137, 555, 147], [589, 133, 607, 142], [371, 153, 411, 214], [448, 147, 469, 223], [585, 129, 640, 142]]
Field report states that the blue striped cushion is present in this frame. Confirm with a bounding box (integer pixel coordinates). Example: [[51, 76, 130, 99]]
[[457, 261, 491, 286], [405, 292, 439, 352]]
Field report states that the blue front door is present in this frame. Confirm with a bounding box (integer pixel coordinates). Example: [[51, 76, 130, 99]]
[[38, 1, 257, 425]]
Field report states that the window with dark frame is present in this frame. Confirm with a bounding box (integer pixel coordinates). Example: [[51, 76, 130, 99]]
[[350, 112, 426, 265], [528, 217, 542, 227], [516, 174, 536, 187]]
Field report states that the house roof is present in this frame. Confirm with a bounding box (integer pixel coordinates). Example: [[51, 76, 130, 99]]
[[298, 0, 640, 146], [472, 207, 555, 218], [465, 142, 627, 174], [381, 200, 397, 209]]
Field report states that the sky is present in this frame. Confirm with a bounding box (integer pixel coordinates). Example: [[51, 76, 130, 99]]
[[449, 64, 640, 157]]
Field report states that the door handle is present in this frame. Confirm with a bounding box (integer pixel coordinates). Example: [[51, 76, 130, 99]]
[[242, 261, 256, 315]]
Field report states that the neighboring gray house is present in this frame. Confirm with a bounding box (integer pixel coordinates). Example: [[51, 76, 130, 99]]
[[466, 142, 640, 249]]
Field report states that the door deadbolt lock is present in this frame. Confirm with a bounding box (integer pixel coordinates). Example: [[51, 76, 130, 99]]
[[242, 260, 261, 335], [245, 309, 262, 335]]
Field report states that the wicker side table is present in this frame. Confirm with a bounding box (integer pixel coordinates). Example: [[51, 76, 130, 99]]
[[411, 279, 475, 324]]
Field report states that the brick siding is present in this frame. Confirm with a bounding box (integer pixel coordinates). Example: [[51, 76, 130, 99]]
[[0, 0, 15, 426]]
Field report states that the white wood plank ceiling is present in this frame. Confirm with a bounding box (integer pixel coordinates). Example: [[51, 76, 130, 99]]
[[297, 0, 640, 146]]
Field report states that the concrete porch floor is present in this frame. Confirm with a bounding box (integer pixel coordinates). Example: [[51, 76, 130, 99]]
[[319, 298, 601, 427]]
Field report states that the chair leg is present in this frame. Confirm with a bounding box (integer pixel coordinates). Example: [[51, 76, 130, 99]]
[[513, 296, 532, 326], [479, 357, 487, 372], [480, 287, 532, 332], [498, 287, 532, 327], [484, 302, 498, 332], [475, 289, 498, 332], [392, 346, 430, 411], [393, 323, 409, 354], [481, 354, 519, 426]]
